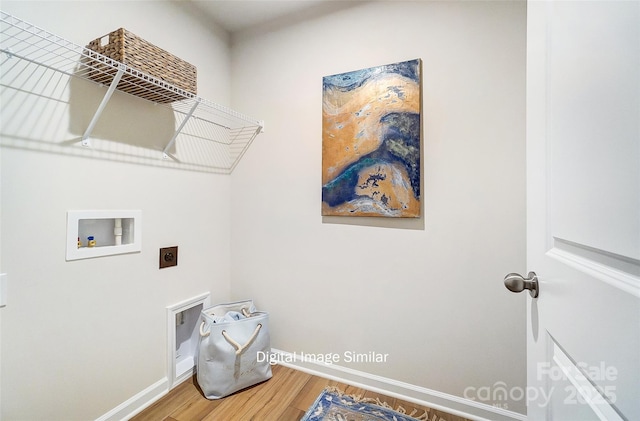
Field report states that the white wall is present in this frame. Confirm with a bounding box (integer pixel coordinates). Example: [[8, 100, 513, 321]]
[[229, 0, 527, 414], [0, 2, 233, 419], [0, 120, 3, 418]]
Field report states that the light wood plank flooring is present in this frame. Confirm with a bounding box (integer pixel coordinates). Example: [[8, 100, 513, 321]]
[[131, 365, 471, 421]]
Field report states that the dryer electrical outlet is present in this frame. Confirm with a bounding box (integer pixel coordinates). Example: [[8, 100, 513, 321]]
[[159, 246, 178, 269]]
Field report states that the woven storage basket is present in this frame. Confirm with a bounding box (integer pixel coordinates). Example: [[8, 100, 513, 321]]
[[85, 28, 197, 103]]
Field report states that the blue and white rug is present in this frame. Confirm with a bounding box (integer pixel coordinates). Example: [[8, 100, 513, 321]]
[[301, 387, 429, 421]]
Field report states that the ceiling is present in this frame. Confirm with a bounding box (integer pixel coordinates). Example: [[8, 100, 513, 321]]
[[187, 0, 332, 34]]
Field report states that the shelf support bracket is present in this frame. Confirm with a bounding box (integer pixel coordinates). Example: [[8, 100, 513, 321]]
[[82, 64, 125, 147], [163, 99, 200, 159]]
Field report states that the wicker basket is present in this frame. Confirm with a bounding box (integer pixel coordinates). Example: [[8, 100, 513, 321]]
[[85, 28, 197, 103]]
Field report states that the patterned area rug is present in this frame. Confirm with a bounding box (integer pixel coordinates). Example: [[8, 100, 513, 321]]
[[301, 387, 429, 421]]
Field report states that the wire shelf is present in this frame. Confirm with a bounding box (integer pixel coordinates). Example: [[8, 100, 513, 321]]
[[0, 11, 262, 173]]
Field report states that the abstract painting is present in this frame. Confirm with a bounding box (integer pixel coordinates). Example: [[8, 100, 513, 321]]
[[322, 59, 421, 217]]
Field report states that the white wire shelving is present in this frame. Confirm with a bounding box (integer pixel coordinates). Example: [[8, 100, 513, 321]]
[[0, 11, 263, 173]]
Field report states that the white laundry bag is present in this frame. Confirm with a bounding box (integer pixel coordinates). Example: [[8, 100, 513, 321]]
[[196, 300, 272, 399]]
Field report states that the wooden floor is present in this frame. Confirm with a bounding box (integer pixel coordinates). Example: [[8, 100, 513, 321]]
[[131, 364, 471, 421]]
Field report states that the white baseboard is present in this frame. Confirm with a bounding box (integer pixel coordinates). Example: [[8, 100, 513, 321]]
[[270, 348, 526, 421], [96, 350, 526, 421], [95, 377, 169, 421]]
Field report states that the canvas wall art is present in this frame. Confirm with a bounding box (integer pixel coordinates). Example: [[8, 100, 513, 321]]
[[322, 59, 421, 217]]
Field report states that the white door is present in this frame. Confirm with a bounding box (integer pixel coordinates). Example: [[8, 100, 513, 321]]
[[522, 1, 640, 420]]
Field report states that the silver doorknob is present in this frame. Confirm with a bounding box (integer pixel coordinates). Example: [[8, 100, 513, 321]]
[[504, 271, 539, 298]]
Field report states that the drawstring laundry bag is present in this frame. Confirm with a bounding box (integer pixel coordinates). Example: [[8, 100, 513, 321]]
[[196, 300, 272, 399]]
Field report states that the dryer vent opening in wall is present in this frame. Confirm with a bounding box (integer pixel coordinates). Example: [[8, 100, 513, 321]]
[[167, 293, 210, 389], [175, 305, 201, 375]]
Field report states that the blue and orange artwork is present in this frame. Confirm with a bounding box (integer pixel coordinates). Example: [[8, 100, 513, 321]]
[[322, 59, 421, 217]]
